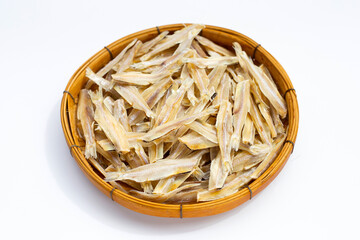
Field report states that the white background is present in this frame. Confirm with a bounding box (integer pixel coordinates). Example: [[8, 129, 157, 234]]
[[1, 0, 359, 239]]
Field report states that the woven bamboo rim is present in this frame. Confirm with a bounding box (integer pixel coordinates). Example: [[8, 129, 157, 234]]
[[60, 23, 299, 218]]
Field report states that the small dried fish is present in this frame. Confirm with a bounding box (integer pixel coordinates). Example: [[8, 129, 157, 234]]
[[198, 168, 255, 202], [113, 40, 142, 73], [209, 152, 229, 190], [103, 96, 114, 114], [258, 103, 277, 138], [179, 132, 218, 150], [187, 63, 212, 100], [97, 139, 115, 151], [208, 65, 227, 93], [196, 35, 234, 56], [89, 89, 130, 153], [130, 56, 169, 70], [251, 133, 286, 179], [212, 72, 231, 106], [184, 56, 238, 68], [112, 70, 174, 86], [216, 100, 233, 171], [242, 114, 255, 145], [233, 42, 249, 74], [232, 151, 266, 172], [134, 143, 149, 165], [249, 97, 272, 145], [191, 39, 208, 58], [155, 49, 190, 74], [179, 64, 198, 106], [86, 68, 114, 91], [113, 99, 131, 132], [105, 157, 200, 182], [174, 26, 203, 55], [141, 77, 172, 108], [97, 39, 137, 77], [77, 89, 96, 159], [270, 104, 285, 134], [132, 122, 151, 132], [136, 31, 169, 56], [186, 120, 218, 143], [141, 24, 204, 61], [230, 80, 250, 151], [114, 85, 155, 119]]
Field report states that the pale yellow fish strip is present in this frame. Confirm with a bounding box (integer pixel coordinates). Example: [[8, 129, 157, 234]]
[[179, 132, 218, 150], [85, 68, 114, 91], [187, 62, 211, 100], [114, 40, 142, 73], [232, 151, 267, 173], [173, 26, 203, 54], [230, 80, 251, 151], [191, 39, 208, 58], [105, 157, 200, 182], [249, 97, 272, 145], [103, 96, 114, 115], [212, 72, 231, 106], [132, 122, 150, 132], [111, 70, 172, 86], [97, 139, 115, 151], [96, 38, 137, 77], [153, 49, 190, 74], [186, 120, 218, 143], [130, 56, 169, 70], [198, 168, 255, 202], [89, 90, 130, 153], [141, 24, 204, 61], [242, 114, 255, 145], [184, 56, 238, 68], [77, 89, 96, 159], [216, 100, 233, 171], [209, 152, 229, 190], [270, 104, 285, 134], [113, 99, 131, 132], [136, 31, 169, 57], [258, 103, 277, 138], [251, 133, 286, 179], [114, 85, 155, 118], [196, 35, 235, 56]]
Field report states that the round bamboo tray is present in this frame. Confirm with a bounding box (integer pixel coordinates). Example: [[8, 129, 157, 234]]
[[60, 23, 299, 218]]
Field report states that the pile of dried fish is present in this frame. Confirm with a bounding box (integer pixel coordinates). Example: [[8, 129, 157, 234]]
[[76, 24, 287, 204]]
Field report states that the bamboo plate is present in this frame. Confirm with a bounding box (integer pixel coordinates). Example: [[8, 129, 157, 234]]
[[60, 23, 299, 218]]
